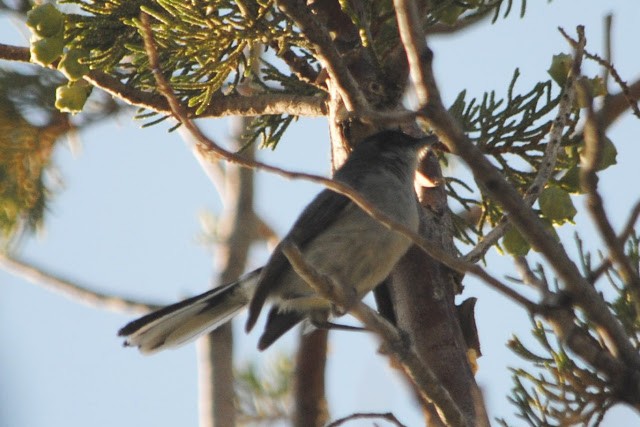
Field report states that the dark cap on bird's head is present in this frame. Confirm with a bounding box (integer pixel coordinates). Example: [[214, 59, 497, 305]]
[[355, 129, 435, 152], [346, 130, 435, 167]]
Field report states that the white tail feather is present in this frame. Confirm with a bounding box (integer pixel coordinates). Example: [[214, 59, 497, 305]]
[[120, 270, 259, 354]]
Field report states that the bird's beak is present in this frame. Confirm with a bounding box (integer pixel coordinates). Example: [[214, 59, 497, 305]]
[[417, 135, 437, 148]]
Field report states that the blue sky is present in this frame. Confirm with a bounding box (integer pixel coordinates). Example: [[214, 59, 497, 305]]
[[2, 1, 640, 426]]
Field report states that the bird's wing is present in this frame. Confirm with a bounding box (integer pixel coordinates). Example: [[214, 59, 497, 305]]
[[256, 307, 304, 350], [372, 278, 396, 325], [245, 189, 352, 331]]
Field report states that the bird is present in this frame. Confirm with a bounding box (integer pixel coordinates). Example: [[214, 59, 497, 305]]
[[118, 129, 429, 354]]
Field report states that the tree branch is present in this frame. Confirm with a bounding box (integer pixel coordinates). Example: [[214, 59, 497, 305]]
[[280, 241, 469, 427], [393, 0, 438, 107], [0, 42, 30, 61], [578, 79, 640, 315], [274, 0, 370, 112], [541, 299, 640, 406], [293, 328, 329, 427], [269, 41, 323, 89], [620, 200, 640, 244], [0, 254, 161, 314], [407, 24, 640, 369], [586, 54, 640, 120], [464, 34, 584, 263], [0, 43, 327, 118], [600, 78, 640, 129], [424, 8, 493, 36], [326, 412, 407, 427], [515, 257, 640, 405], [560, 27, 640, 120]]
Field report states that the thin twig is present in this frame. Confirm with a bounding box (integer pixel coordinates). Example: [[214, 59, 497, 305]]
[[425, 7, 494, 35], [274, 0, 369, 112], [619, 200, 640, 244], [325, 412, 407, 427], [578, 79, 640, 313], [599, 78, 640, 129], [513, 257, 550, 295], [269, 41, 322, 89], [560, 28, 640, 119], [0, 254, 161, 314], [586, 50, 640, 119], [280, 242, 469, 427], [465, 30, 585, 263], [0, 43, 328, 118], [588, 199, 640, 284], [602, 14, 613, 88], [524, 28, 584, 202]]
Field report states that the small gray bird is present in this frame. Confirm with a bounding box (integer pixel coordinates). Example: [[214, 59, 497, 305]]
[[119, 130, 428, 353]]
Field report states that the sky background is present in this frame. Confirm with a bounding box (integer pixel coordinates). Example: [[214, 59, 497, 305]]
[[2, 1, 640, 426]]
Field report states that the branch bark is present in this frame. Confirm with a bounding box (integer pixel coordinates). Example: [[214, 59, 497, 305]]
[[0, 254, 161, 313], [600, 78, 640, 129], [0, 43, 327, 118], [275, 0, 370, 112], [464, 29, 584, 263], [281, 242, 469, 427], [293, 329, 329, 427], [411, 25, 640, 370], [578, 79, 640, 326]]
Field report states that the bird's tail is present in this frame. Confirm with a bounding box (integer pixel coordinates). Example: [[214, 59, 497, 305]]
[[118, 269, 261, 354]]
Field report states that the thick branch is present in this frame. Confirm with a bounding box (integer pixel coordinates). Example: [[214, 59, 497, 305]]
[[91, 69, 328, 118], [393, 0, 439, 107], [293, 329, 329, 427]]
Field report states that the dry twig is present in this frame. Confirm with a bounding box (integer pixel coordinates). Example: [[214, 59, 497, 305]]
[[578, 79, 640, 312], [274, 0, 369, 112], [0, 254, 161, 314], [464, 29, 585, 263], [0, 43, 327, 118], [325, 412, 407, 427]]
